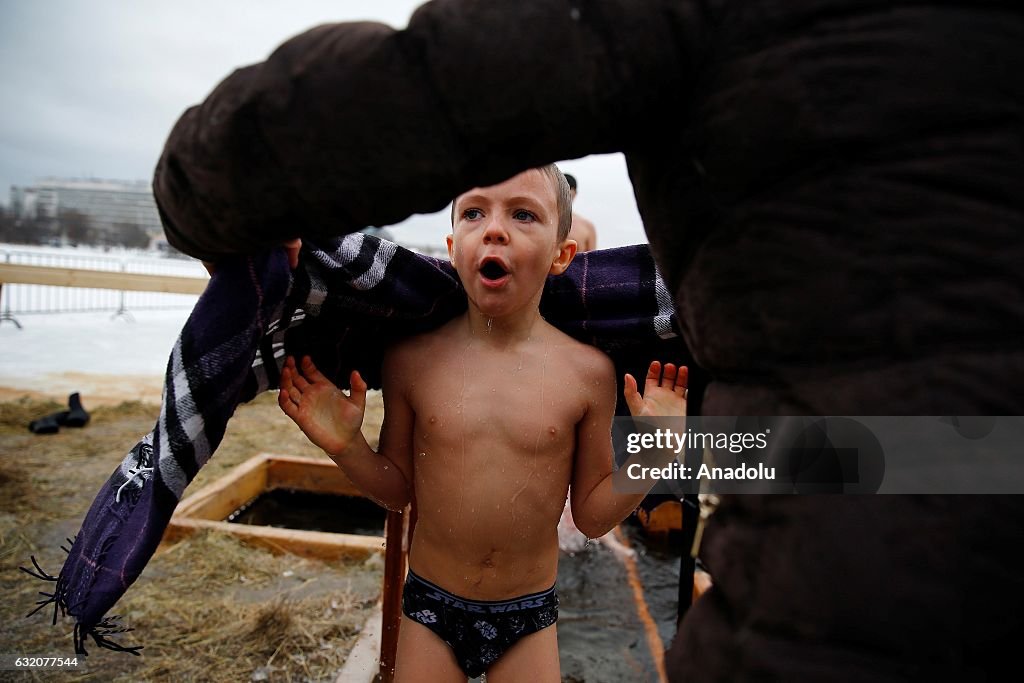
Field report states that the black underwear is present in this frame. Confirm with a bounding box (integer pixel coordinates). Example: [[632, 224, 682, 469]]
[[401, 569, 559, 678]]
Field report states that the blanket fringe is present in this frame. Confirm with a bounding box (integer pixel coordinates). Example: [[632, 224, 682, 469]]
[[20, 553, 67, 625], [74, 617, 143, 656], [20, 542, 143, 656]]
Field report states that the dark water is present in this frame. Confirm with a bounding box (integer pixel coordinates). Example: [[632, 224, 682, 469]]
[[554, 522, 683, 683], [228, 489, 387, 536]]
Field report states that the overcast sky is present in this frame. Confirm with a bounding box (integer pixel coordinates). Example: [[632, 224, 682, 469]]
[[0, 0, 647, 249]]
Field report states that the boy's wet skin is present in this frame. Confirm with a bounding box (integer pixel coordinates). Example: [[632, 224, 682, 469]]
[[279, 167, 686, 681], [393, 314, 613, 600], [384, 167, 612, 599]]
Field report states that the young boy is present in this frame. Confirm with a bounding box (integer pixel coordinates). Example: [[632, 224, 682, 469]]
[[278, 165, 686, 682]]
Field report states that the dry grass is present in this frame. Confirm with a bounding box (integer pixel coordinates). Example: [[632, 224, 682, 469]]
[[0, 390, 386, 682]]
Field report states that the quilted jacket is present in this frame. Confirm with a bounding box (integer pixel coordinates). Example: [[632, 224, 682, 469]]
[[153, 1, 1024, 679]]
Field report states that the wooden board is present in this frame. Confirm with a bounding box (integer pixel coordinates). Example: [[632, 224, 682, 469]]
[[164, 453, 388, 563], [173, 454, 270, 520], [267, 455, 364, 497], [0, 262, 207, 294], [164, 518, 383, 561]]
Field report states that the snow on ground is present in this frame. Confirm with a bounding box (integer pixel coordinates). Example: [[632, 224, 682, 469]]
[[0, 308, 192, 404], [0, 243, 204, 404]]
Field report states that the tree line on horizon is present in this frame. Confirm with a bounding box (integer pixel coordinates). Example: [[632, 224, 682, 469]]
[[0, 206, 152, 250]]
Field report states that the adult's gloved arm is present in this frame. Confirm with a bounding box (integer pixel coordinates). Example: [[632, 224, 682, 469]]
[[152, 0, 702, 262]]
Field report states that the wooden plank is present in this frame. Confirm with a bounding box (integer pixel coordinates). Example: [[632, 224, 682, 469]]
[[379, 507, 410, 683], [338, 606, 383, 682], [267, 456, 363, 497], [173, 454, 270, 517], [613, 525, 669, 683], [163, 518, 384, 561], [0, 262, 207, 294], [173, 454, 270, 520]]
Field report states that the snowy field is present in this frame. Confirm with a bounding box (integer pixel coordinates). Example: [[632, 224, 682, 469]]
[[0, 308, 193, 404], [0, 243, 200, 403]]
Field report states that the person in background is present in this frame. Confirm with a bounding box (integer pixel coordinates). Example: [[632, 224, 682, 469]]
[[563, 174, 597, 252], [359, 225, 396, 241]]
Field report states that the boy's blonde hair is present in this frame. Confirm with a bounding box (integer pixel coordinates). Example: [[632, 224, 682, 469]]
[[452, 165, 573, 242]]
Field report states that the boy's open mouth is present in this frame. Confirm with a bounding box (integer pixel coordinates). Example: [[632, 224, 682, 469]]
[[479, 258, 509, 283]]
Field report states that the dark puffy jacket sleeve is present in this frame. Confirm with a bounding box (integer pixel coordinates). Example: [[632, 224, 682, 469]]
[[153, 0, 701, 261]]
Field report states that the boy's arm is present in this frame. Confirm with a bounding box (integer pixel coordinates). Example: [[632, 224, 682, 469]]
[[571, 360, 687, 539], [373, 348, 417, 510], [278, 354, 413, 510]]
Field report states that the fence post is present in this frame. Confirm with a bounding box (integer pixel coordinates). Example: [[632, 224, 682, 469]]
[[111, 257, 135, 322], [0, 251, 23, 328]]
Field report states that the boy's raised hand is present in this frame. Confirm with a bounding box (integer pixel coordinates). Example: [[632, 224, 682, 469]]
[[624, 361, 688, 418], [278, 355, 367, 456]]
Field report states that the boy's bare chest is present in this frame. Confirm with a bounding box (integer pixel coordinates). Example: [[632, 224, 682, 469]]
[[408, 349, 586, 454]]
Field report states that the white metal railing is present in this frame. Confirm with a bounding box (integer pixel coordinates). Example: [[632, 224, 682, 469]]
[[0, 240, 449, 327], [0, 247, 205, 325]]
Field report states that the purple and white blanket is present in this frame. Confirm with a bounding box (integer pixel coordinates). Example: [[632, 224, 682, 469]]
[[22, 233, 683, 654]]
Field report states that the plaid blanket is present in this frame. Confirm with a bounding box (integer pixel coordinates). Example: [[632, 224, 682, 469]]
[[22, 233, 683, 654]]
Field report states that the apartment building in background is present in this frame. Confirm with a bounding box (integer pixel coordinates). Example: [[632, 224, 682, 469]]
[[8, 178, 162, 242]]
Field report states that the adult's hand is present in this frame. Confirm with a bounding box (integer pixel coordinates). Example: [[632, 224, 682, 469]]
[[282, 238, 302, 270]]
